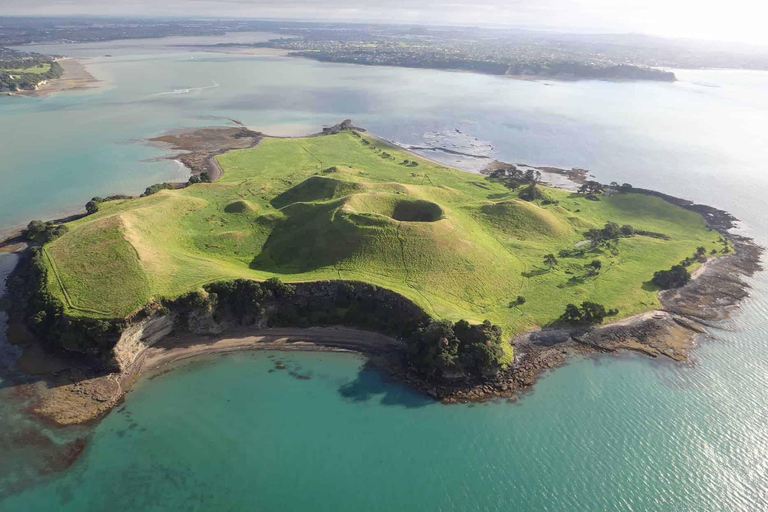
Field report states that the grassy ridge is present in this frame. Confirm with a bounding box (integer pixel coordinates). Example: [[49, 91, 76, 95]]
[[42, 131, 720, 338]]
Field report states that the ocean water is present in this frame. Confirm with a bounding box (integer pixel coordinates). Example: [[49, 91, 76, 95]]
[[1, 35, 768, 510]]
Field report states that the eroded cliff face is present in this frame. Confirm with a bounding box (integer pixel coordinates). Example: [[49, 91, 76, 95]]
[[110, 310, 258, 371], [111, 314, 174, 371]]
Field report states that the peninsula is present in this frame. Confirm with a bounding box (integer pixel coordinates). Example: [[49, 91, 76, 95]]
[[2, 123, 762, 424], [0, 47, 96, 97]]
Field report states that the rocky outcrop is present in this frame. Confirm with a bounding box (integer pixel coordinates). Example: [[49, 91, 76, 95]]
[[111, 314, 174, 371]]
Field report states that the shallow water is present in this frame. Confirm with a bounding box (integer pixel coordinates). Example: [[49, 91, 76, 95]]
[[1, 35, 768, 510]]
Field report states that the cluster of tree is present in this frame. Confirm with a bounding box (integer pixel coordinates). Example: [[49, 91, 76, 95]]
[[164, 280, 431, 343], [188, 171, 212, 184], [202, 278, 295, 324], [401, 159, 419, 167], [584, 222, 635, 247], [487, 165, 541, 191], [652, 265, 691, 289], [609, 182, 634, 193], [85, 194, 134, 215], [561, 301, 618, 324], [169, 279, 507, 380], [0, 57, 62, 92], [407, 319, 506, 379], [22, 220, 68, 244], [141, 182, 174, 197], [578, 180, 605, 200]]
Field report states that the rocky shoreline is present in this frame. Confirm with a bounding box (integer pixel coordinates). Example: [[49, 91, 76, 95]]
[[0, 124, 763, 425], [149, 124, 263, 179]]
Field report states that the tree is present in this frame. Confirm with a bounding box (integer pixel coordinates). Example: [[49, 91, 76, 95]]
[[580, 301, 607, 324], [562, 304, 582, 323], [524, 169, 541, 183], [519, 183, 544, 201], [408, 319, 461, 378], [602, 222, 621, 240], [578, 180, 604, 197], [619, 183, 634, 193], [543, 253, 558, 269], [85, 200, 99, 215], [588, 259, 602, 271], [652, 265, 691, 289], [620, 224, 635, 236], [454, 320, 504, 377], [561, 302, 608, 324]]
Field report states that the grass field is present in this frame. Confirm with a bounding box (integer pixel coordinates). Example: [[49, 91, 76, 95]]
[[42, 131, 721, 339], [0, 63, 52, 74]]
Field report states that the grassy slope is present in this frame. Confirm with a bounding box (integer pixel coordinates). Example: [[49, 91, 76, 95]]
[[43, 131, 720, 340]]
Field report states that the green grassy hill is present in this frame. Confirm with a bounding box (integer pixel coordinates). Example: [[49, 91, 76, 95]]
[[42, 131, 720, 337]]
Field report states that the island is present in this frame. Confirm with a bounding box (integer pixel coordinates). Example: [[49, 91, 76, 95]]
[[1, 122, 762, 425]]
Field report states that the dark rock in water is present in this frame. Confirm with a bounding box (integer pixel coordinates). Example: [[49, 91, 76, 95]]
[[275, 362, 286, 370]]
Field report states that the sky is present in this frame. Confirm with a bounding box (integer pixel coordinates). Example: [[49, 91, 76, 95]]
[[3, 0, 768, 46]]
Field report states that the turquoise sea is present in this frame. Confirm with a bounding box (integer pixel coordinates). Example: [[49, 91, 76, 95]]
[[1, 33, 767, 510]]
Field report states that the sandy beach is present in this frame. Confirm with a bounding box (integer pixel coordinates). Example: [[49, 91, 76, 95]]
[[24, 327, 405, 426]]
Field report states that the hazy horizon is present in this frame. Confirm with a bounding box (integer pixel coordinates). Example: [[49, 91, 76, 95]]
[[1, 0, 767, 47]]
